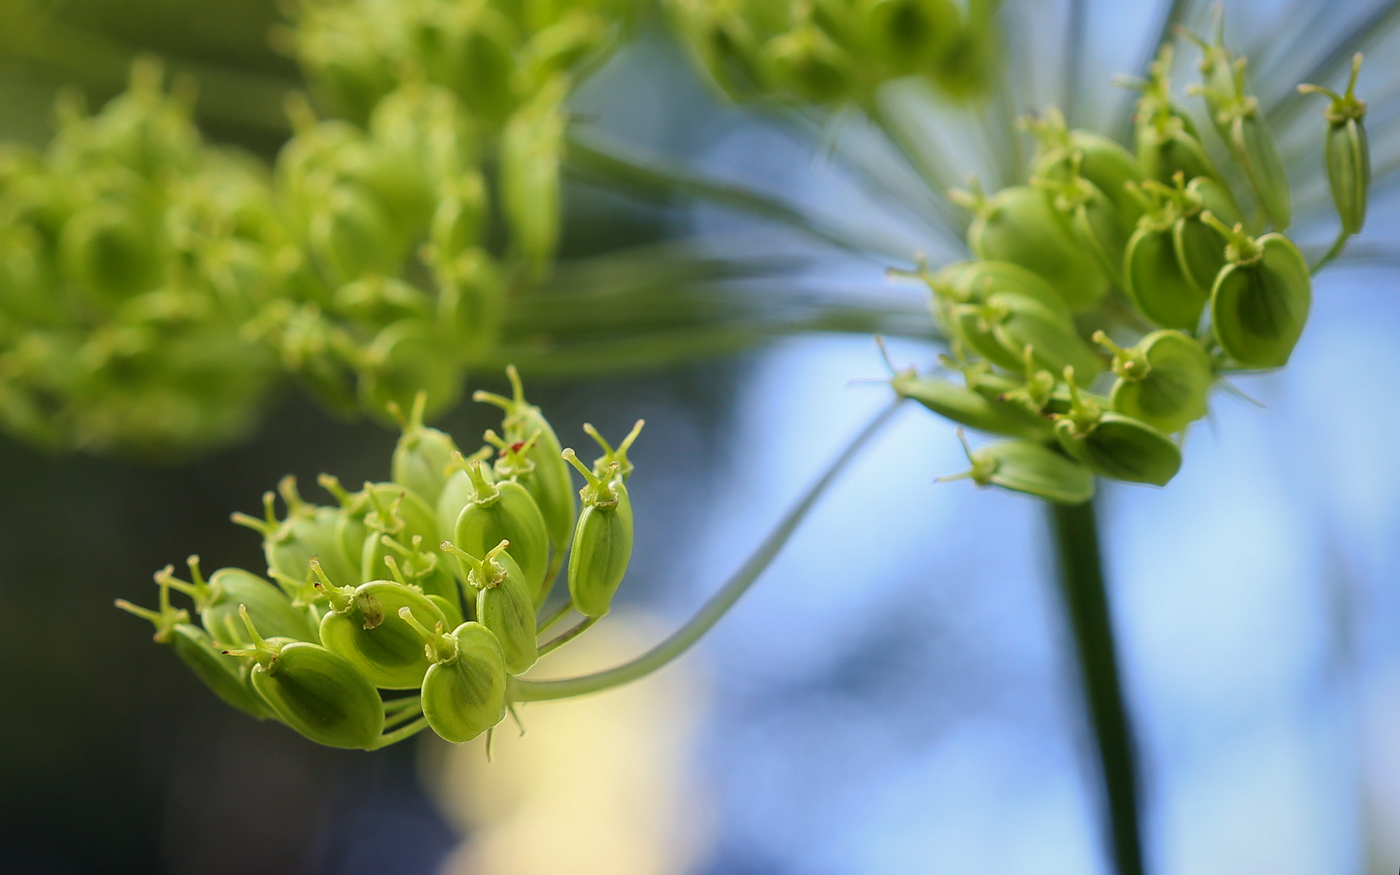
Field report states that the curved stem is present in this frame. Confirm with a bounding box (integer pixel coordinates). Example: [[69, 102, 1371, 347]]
[[538, 616, 598, 658], [510, 399, 904, 703], [1311, 228, 1350, 276], [536, 596, 574, 635], [1049, 497, 1145, 875], [370, 716, 429, 750]]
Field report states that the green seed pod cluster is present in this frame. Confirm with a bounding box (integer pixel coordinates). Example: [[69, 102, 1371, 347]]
[[665, 0, 1003, 107], [0, 60, 279, 457], [117, 367, 649, 748], [911, 24, 1363, 503]]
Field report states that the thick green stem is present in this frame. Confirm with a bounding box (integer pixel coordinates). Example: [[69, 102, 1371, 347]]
[[1049, 497, 1146, 875], [510, 399, 903, 703]]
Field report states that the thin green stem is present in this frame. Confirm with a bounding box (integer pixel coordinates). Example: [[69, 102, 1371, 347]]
[[1049, 497, 1145, 875], [538, 616, 598, 657], [510, 399, 903, 703], [536, 597, 574, 635], [370, 716, 430, 749], [1311, 228, 1351, 275]]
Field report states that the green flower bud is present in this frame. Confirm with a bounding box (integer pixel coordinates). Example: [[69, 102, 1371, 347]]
[[1052, 367, 1182, 486], [1202, 214, 1311, 368], [116, 577, 269, 720], [389, 391, 460, 507], [952, 181, 1108, 311], [938, 430, 1093, 505], [442, 539, 538, 675], [1026, 106, 1145, 228], [226, 606, 384, 749], [314, 563, 449, 690], [501, 76, 565, 276], [452, 456, 550, 602], [1095, 330, 1212, 434], [399, 614, 506, 744], [473, 366, 576, 559], [157, 556, 317, 646], [412, 3, 520, 125], [1299, 53, 1370, 235], [563, 446, 634, 619]]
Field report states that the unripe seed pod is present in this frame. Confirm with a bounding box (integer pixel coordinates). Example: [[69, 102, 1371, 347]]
[[1185, 23, 1291, 230], [952, 181, 1108, 311], [929, 0, 999, 101], [233, 477, 360, 596], [227, 607, 384, 749], [881, 340, 1052, 440], [443, 540, 537, 675], [1173, 176, 1241, 294], [938, 430, 1093, 505], [1053, 367, 1182, 486], [1299, 54, 1370, 235], [1096, 330, 1212, 434], [564, 447, 634, 619], [58, 200, 159, 305], [116, 579, 269, 720], [1202, 214, 1312, 368], [1026, 107, 1145, 229], [501, 76, 565, 276], [436, 446, 492, 537], [306, 183, 399, 284], [357, 319, 462, 425], [389, 391, 460, 506], [453, 457, 549, 599], [400, 614, 506, 744], [473, 366, 576, 559], [983, 293, 1103, 384], [315, 562, 448, 690], [857, 0, 960, 76], [1124, 215, 1206, 332], [1035, 156, 1128, 284], [764, 22, 857, 104], [895, 371, 1052, 440], [358, 480, 440, 584], [317, 474, 370, 571], [929, 259, 1072, 320], [158, 557, 317, 646]]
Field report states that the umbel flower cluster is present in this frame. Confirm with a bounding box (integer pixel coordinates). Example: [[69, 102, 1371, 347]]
[[889, 27, 1370, 503], [0, 0, 636, 456], [118, 369, 643, 749], [667, 0, 1000, 106]]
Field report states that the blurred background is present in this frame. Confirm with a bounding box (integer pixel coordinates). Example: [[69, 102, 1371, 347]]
[[3, 0, 1400, 873]]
